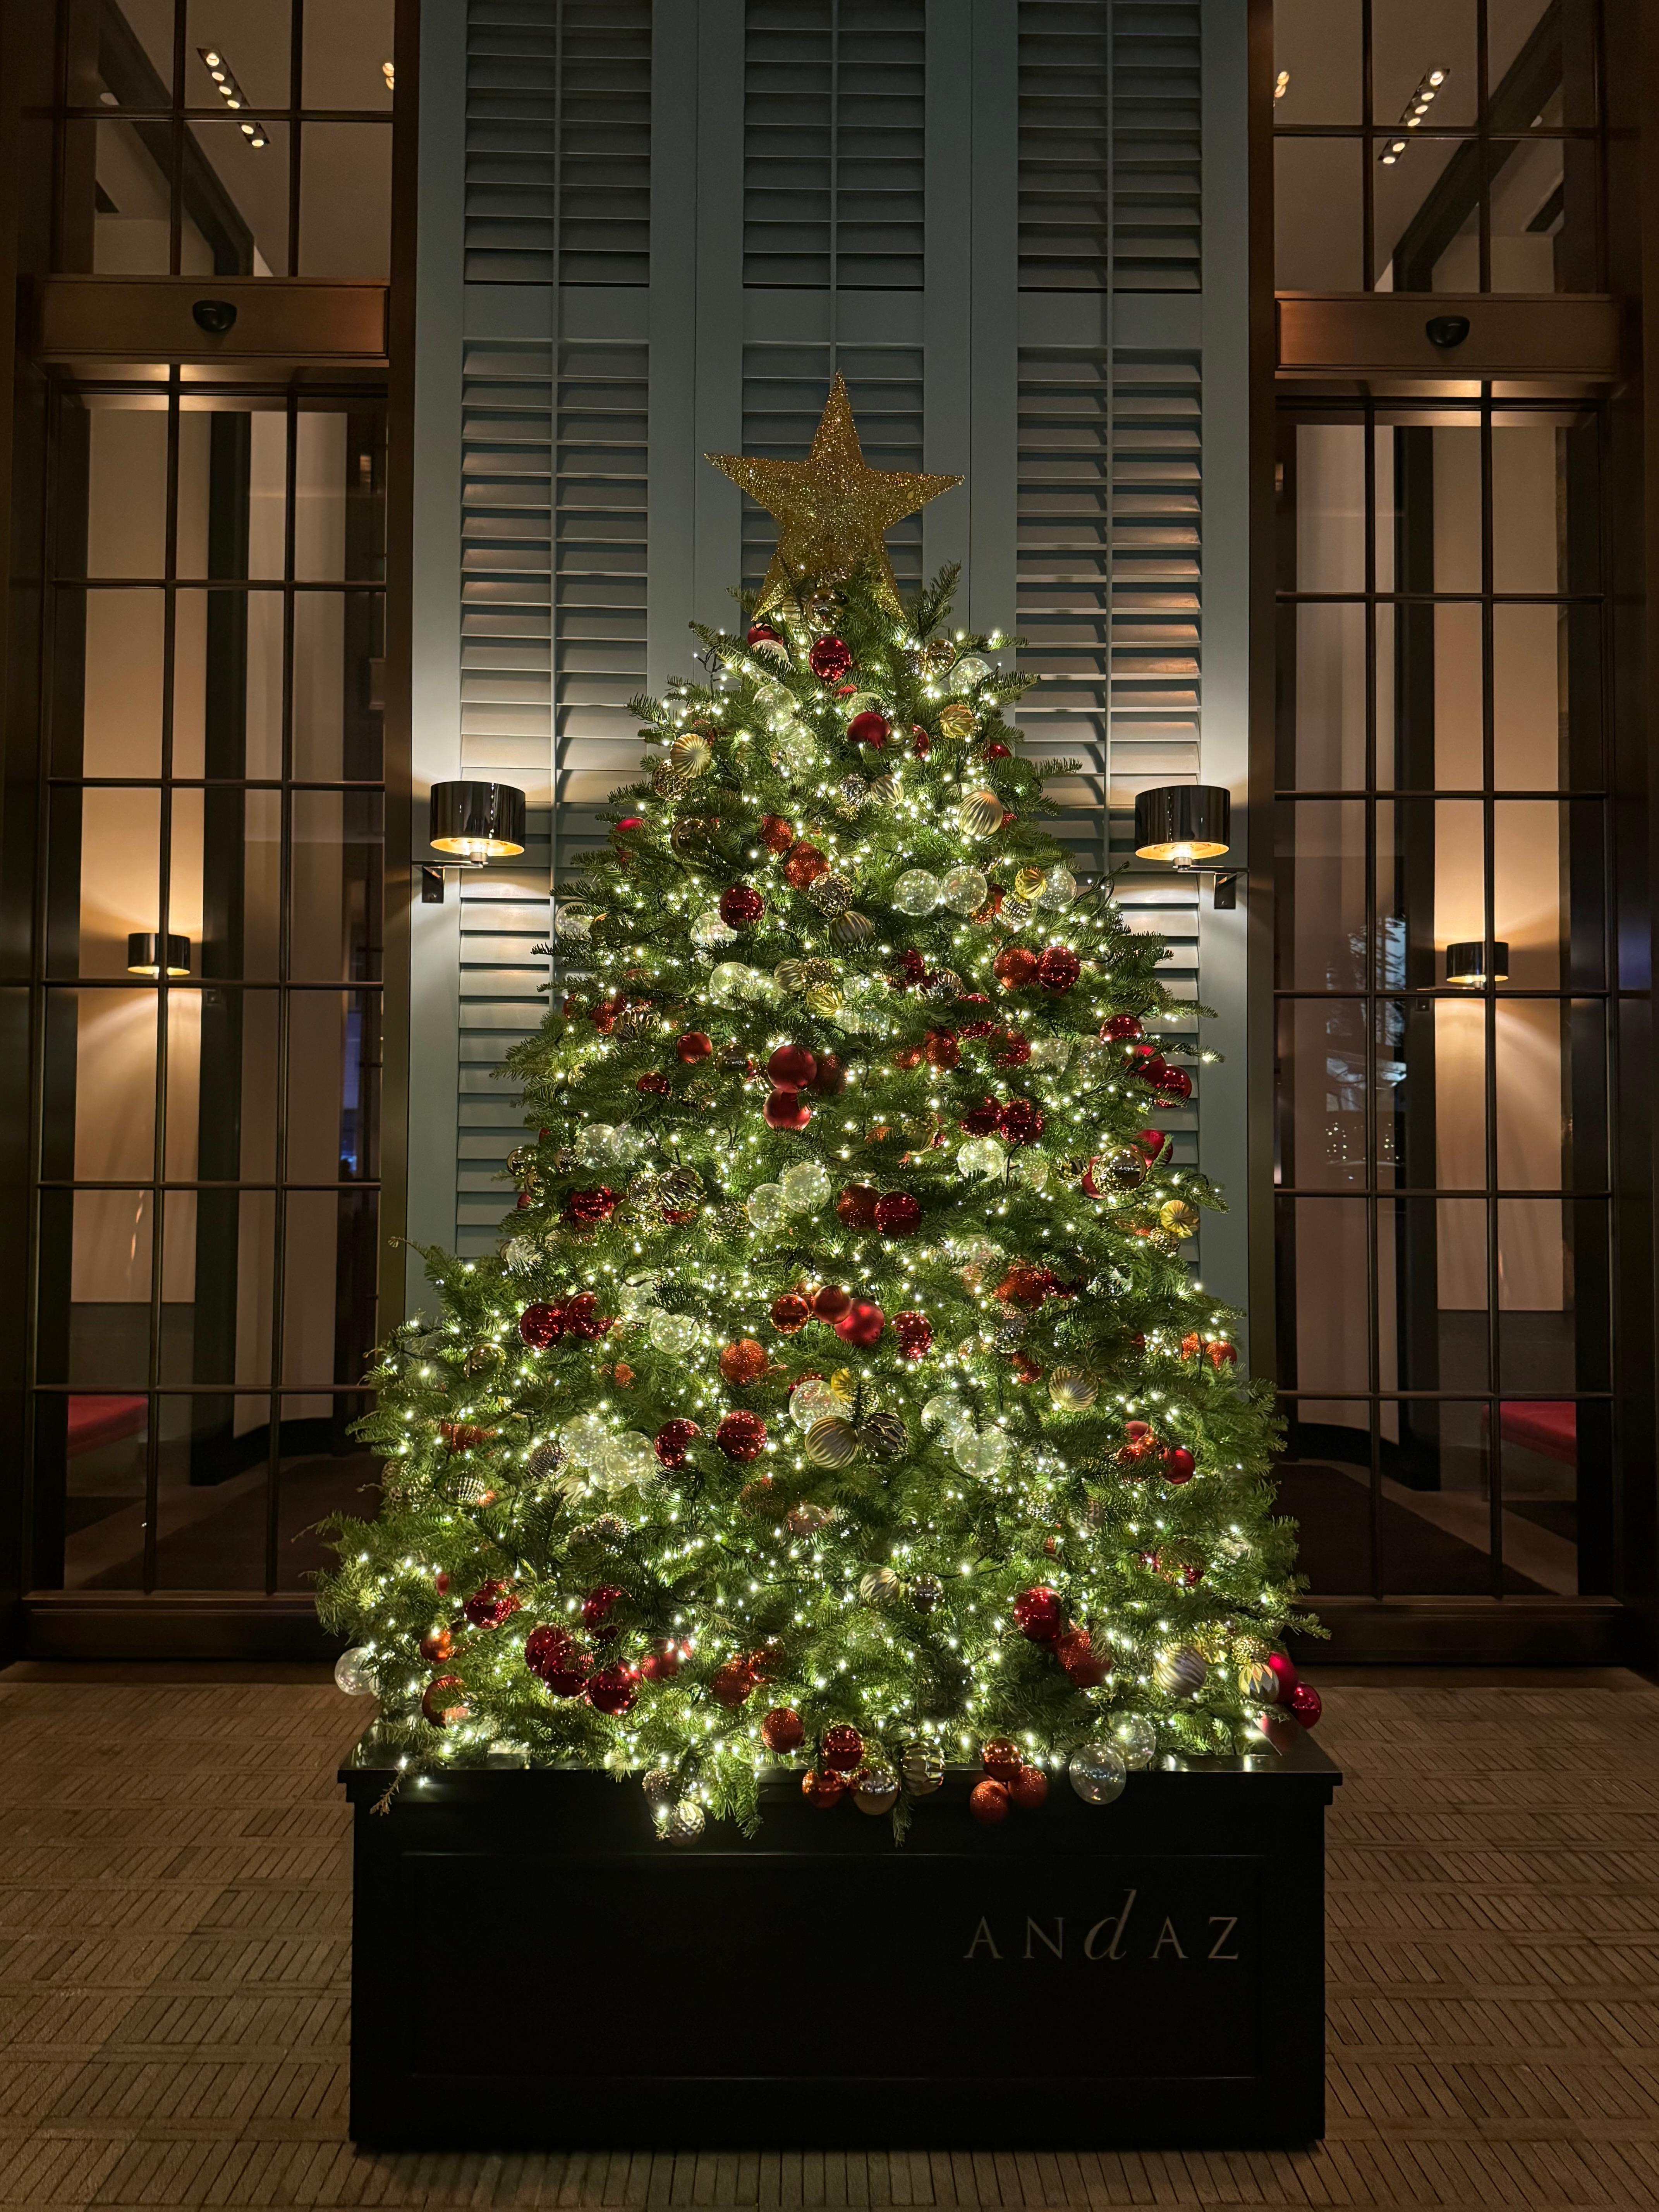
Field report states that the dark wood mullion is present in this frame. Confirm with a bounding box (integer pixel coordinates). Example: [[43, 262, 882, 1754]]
[[1480, 395, 1503, 1596], [168, 1, 186, 276], [288, 2, 304, 276], [1361, 0, 1375, 287], [266, 394, 301, 1593], [1364, 402, 1382, 1597]]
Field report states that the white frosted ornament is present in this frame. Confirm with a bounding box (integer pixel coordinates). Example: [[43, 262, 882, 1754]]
[[746, 1182, 787, 1230], [646, 1309, 701, 1357], [957, 1136, 1006, 1181], [1068, 1742, 1127, 1804], [893, 868, 942, 916], [692, 906, 737, 951], [333, 1647, 374, 1697], [1036, 864, 1077, 911], [1113, 1713, 1158, 1769], [941, 866, 989, 916], [779, 1160, 831, 1214]]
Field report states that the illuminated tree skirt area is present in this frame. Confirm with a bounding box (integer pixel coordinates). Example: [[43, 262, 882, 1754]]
[[341, 1719, 1340, 2150]]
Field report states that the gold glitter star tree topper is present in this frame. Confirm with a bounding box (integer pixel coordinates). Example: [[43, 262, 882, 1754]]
[[707, 375, 961, 618]]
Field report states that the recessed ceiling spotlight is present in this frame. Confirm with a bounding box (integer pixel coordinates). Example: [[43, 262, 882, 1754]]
[[197, 47, 270, 149], [1273, 69, 1290, 103], [382, 60, 395, 92], [1379, 67, 1449, 163]]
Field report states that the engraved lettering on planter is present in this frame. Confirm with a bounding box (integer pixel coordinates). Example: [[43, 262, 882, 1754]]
[[1151, 1918, 1186, 1960], [1024, 1916, 1065, 1960], [963, 1917, 1002, 1960], [1084, 1889, 1137, 1960], [1208, 1916, 1240, 1961]]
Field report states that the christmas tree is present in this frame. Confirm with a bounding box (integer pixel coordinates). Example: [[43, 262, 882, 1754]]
[[320, 380, 1314, 1840]]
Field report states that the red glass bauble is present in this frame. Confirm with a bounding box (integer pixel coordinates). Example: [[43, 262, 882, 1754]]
[[993, 1030, 1030, 1067], [847, 708, 889, 749], [834, 1300, 885, 1348], [1287, 1681, 1322, 1728], [463, 1578, 521, 1630], [760, 812, 795, 854], [980, 1735, 1021, 1782], [1206, 1338, 1239, 1369], [969, 1778, 1010, 1825], [654, 1418, 700, 1468], [763, 1088, 813, 1132], [747, 620, 780, 645], [912, 725, 932, 756], [836, 1183, 879, 1228], [563, 1292, 607, 1339], [782, 841, 829, 889], [984, 741, 1012, 760], [1157, 1065, 1193, 1101], [802, 1766, 846, 1808], [1163, 1445, 1196, 1484], [1037, 945, 1080, 993], [997, 1099, 1046, 1147], [710, 1657, 757, 1708], [769, 1293, 811, 1334], [894, 948, 927, 987], [641, 1640, 681, 1681], [992, 946, 1039, 991], [1056, 1626, 1109, 1687], [762, 1705, 805, 1753], [959, 1096, 1001, 1136], [1182, 1563, 1206, 1587], [1265, 1650, 1299, 1700], [566, 1187, 618, 1226], [811, 1285, 852, 1323], [719, 1337, 769, 1386], [874, 1192, 921, 1238], [422, 1673, 469, 1726], [582, 1583, 626, 1636], [519, 1302, 565, 1348], [767, 1044, 817, 1089], [809, 1052, 847, 1096], [434, 1570, 450, 1596], [1102, 1014, 1143, 1041], [677, 1030, 713, 1063], [893, 1309, 933, 1360], [1010, 1764, 1049, 1809], [821, 1723, 865, 1772], [523, 1623, 572, 1680], [1126, 1046, 1166, 1084], [891, 1043, 926, 1071], [808, 636, 853, 682], [714, 1410, 768, 1462], [1012, 1585, 1064, 1642], [1137, 1127, 1167, 1160], [419, 1626, 453, 1666], [587, 1663, 639, 1717], [616, 816, 644, 833], [637, 1070, 672, 1096], [719, 883, 763, 927], [924, 1028, 960, 1069]]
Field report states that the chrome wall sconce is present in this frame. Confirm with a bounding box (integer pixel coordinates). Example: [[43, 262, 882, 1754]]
[[422, 781, 527, 904], [1133, 784, 1239, 908], [1445, 940, 1509, 986], [127, 932, 191, 977]]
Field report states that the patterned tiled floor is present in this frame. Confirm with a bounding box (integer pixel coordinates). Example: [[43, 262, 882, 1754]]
[[1, 1662, 1656, 2207]]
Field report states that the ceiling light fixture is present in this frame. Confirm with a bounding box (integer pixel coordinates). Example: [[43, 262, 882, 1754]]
[[1273, 69, 1290, 103], [1380, 67, 1448, 163], [383, 60, 395, 93], [198, 48, 269, 149]]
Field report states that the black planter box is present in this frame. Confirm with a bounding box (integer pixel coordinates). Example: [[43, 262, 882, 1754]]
[[341, 1722, 1341, 2150]]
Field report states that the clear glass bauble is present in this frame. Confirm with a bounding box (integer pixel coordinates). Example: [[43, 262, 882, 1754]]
[[553, 901, 593, 940], [957, 1136, 1006, 1181], [1035, 864, 1078, 911], [1068, 1742, 1128, 1804], [333, 1646, 375, 1697], [779, 1161, 831, 1214], [922, 1393, 971, 1439], [1026, 1036, 1072, 1070], [941, 866, 989, 917], [709, 961, 752, 1001], [949, 653, 993, 690], [692, 907, 737, 951], [576, 1122, 623, 1166], [567, 1410, 615, 1463], [596, 1432, 658, 1491], [790, 1378, 842, 1431], [646, 1310, 701, 1357], [773, 730, 816, 778], [746, 1182, 787, 1230], [1113, 1713, 1158, 1770], [617, 1276, 661, 1319], [892, 868, 942, 917]]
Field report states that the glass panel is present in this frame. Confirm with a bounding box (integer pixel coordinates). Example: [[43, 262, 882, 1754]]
[[1278, 1196, 1371, 1393], [1494, 799, 1604, 989], [157, 1190, 276, 1385], [1275, 138, 1362, 290], [1276, 998, 1369, 1191], [57, 1392, 150, 1592], [154, 1394, 270, 1589], [1491, 421, 1562, 593], [1276, 1399, 1374, 1596], [1271, 0, 1361, 124], [292, 591, 385, 780], [1373, 3, 1478, 129], [1377, 422, 1482, 593], [167, 986, 282, 1182], [289, 792, 385, 980], [170, 590, 286, 780], [302, 0, 396, 111], [285, 992, 382, 1182], [1379, 1401, 1495, 1596], [1289, 424, 1366, 593], [298, 122, 393, 278], [1363, 997, 1483, 1191], [282, 1189, 378, 1384], [294, 409, 385, 582], [1379, 600, 1483, 789], [49, 785, 163, 979], [1278, 603, 1367, 789], [1494, 1388, 1586, 1595], [46, 989, 159, 1190], [185, 2, 294, 112], [41, 1189, 159, 1388], [168, 787, 283, 980], [86, 405, 170, 576], [69, 589, 167, 777], [175, 401, 289, 582], [1493, 603, 1565, 788], [1275, 799, 1367, 989], [1374, 137, 1475, 290], [70, 118, 174, 274], [1375, 796, 1485, 990], [184, 121, 292, 277], [275, 1391, 381, 1590], [1500, 1198, 1609, 1391], [1487, 136, 1589, 293]]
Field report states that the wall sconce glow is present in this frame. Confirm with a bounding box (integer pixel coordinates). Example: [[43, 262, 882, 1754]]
[[1134, 784, 1232, 866], [1445, 940, 1509, 986], [198, 48, 268, 146], [429, 781, 527, 861], [127, 932, 191, 977]]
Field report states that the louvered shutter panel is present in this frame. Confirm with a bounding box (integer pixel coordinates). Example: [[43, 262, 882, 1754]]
[[465, 0, 653, 286], [1018, 0, 1201, 292], [743, 0, 926, 288]]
